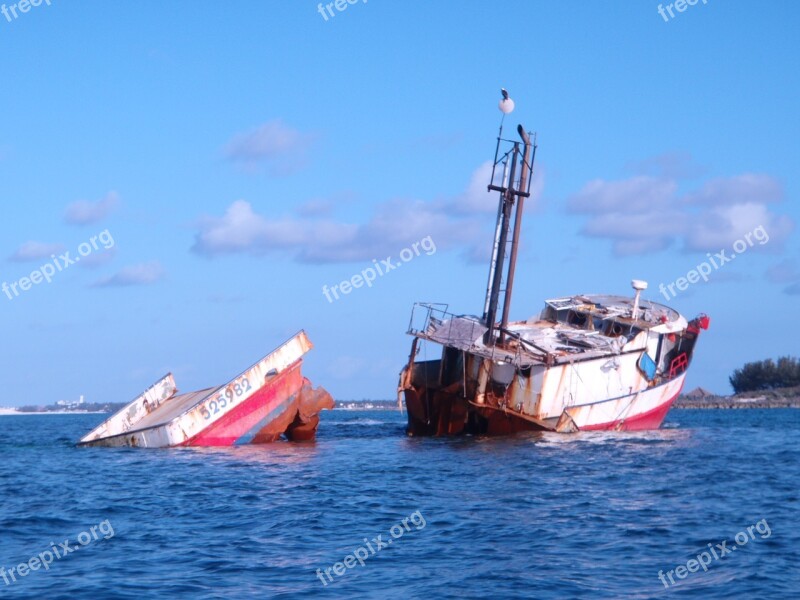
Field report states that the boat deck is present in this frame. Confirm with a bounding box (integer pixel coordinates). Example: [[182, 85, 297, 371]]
[[410, 294, 689, 366], [133, 387, 217, 430]]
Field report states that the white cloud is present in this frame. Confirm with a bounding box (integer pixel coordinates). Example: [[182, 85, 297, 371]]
[[76, 247, 117, 269], [191, 200, 355, 260], [9, 241, 66, 262], [567, 167, 793, 256], [684, 173, 783, 206], [64, 192, 119, 225], [191, 162, 509, 263], [449, 161, 498, 214], [447, 160, 544, 215], [223, 120, 316, 175], [568, 176, 676, 214], [91, 261, 165, 287], [192, 198, 479, 263], [684, 202, 794, 252]]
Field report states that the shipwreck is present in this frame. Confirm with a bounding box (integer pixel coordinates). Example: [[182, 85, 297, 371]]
[[398, 93, 709, 435], [79, 331, 333, 448]]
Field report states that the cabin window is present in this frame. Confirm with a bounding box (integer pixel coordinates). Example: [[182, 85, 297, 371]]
[[567, 310, 587, 328], [606, 322, 625, 337]]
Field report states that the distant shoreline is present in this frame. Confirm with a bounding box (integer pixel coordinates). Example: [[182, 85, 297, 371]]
[[673, 399, 800, 409], [674, 386, 800, 409], [3, 391, 798, 416]]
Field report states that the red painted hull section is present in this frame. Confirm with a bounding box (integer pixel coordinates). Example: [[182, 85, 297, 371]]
[[78, 331, 334, 448], [579, 389, 681, 431], [182, 361, 304, 446]]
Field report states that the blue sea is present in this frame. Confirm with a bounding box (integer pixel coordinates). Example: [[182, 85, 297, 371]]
[[0, 409, 798, 599]]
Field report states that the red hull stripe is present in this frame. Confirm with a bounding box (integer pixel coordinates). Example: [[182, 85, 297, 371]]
[[182, 361, 303, 446], [233, 394, 296, 445], [579, 389, 681, 431]]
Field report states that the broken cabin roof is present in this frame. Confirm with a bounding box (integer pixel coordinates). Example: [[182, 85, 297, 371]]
[[410, 294, 689, 367]]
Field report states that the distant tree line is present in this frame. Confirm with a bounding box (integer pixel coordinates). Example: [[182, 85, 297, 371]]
[[730, 357, 800, 393]]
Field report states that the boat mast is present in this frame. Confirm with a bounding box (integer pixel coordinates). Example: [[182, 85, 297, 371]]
[[481, 157, 510, 320], [500, 126, 536, 342], [482, 90, 536, 346]]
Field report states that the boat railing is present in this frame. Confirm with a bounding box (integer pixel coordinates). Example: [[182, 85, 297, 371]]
[[407, 302, 451, 336], [407, 303, 487, 347], [667, 352, 689, 379]]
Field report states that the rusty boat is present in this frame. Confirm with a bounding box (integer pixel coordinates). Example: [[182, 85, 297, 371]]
[[79, 331, 333, 448], [398, 94, 709, 436]]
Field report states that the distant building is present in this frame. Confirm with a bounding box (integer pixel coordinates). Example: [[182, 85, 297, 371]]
[[55, 395, 87, 410], [335, 400, 399, 410]]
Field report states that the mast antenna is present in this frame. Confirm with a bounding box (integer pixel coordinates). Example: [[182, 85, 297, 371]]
[[483, 89, 536, 346]]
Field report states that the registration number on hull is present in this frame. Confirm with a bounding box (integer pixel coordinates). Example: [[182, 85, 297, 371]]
[[200, 378, 253, 420]]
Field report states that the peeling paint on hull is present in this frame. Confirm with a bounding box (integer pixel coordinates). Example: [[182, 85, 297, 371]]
[[578, 389, 680, 431], [400, 302, 707, 437], [403, 377, 684, 436]]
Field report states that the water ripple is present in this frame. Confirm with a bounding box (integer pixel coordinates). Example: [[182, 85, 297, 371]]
[[0, 409, 797, 598]]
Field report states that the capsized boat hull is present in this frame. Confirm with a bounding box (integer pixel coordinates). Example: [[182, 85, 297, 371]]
[[78, 331, 333, 448]]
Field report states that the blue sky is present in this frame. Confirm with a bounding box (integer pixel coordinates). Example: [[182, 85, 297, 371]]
[[1, 1, 798, 406]]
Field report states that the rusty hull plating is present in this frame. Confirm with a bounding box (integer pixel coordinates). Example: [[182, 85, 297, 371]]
[[399, 300, 709, 436]]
